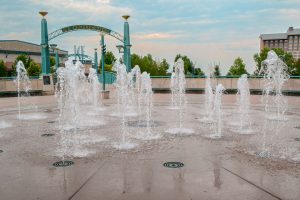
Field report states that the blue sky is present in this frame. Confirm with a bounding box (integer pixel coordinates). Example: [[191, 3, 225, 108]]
[[1, 0, 300, 74]]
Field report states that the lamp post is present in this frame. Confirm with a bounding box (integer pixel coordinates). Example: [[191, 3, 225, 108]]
[[50, 44, 59, 70], [39, 11, 50, 75], [122, 15, 132, 72], [94, 48, 98, 72], [101, 34, 106, 91]]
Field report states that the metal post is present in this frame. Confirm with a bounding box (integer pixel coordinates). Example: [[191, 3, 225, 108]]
[[94, 48, 98, 71], [40, 12, 50, 75], [123, 15, 131, 72], [55, 50, 59, 70], [101, 34, 106, 91]]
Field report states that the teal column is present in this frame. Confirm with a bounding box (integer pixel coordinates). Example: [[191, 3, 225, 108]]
[[101, 34, 106, 91], [123, 15, 131, 72], [55, 51, 59, 70], [40, 12, 50, 75], [94, 48, 98, 71]]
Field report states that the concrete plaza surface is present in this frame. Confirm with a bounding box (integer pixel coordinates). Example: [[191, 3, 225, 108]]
[[0, 93, 300, 200]]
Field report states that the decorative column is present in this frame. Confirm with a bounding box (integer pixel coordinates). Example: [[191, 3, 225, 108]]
[[101, 34, 106, 91], [122, 15, 132, 72], [94, 48, 98, 71], [39, 11, 50, 75]]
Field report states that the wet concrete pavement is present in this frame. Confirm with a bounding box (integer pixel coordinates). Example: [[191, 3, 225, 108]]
[[0, 94, 299, 200]]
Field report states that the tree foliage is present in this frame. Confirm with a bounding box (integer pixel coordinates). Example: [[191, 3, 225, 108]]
[[50, 56, 56, 67], [131, 54, 169, 76], [253, 48, 294, 75], [291, 59, 300, 76], [12, 54, 41, 76], [174, 54, 193, 75], [27, 62, 41, 76], [0, 59, 8, 77], [213, 65, 221, 76], [227, 57, 248, 76], [105, 51, 116, 65]]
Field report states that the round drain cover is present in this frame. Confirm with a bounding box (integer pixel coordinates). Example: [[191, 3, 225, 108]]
[[53, 160, 74, 167], [163, 162, 184, 168], [0, 150, 3, 153], [41, 133, 55, 137]]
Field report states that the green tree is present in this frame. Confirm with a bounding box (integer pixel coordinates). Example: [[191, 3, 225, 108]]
[[213, 65, 221, 76], [0, 59, 8, 77], [27, 62, 41, 76], [105, 51, 116, 65], [253, 48, 294, 75], [130, 53, 169, 76], [174, 54, 193, 74], [50, 56, 56, 67], [195, 68, 204, 76], [12, 54, 33, 76], [227, 57, 248, 76], [291, 59, 300, 76], [158, 59, 169, 76]]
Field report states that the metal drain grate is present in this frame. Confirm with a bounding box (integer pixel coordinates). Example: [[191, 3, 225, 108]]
[[295, 126, 300, 129], [163, 162, 184, 168], [0, 150, 3, 153], [41, 133, 55, 137], [294, 138, 300, 141], [53, 160, 74, 167], [47, 121, 55, 124]]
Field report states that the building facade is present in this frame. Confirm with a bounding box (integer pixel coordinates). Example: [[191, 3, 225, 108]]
[[0, 40, 68, 71], [260, 27, 300, 60]]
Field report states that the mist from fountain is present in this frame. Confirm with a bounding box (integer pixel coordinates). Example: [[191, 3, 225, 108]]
[[257, 51, 290, 158], [208, 84, 225, 139], [169, 72, 179, 110], [113, 60, 137, 150], [15, 61, 31, 119], [165, 59, 194, 135], [260, 50, 290, 121], [199, 71, 214, 123], [55, 60, 105, 158], [135, 72, 161, 140], [129, 65, 142, 116], [230, 74, 255, 134]]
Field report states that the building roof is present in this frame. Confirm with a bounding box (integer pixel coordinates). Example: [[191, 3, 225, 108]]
[[0, 40, 68, 55], [260, 33, 287, 40], [287, 27, 300, 35], [260, 27, 300, 40]]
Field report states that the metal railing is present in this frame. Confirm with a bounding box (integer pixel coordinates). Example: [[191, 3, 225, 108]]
[[0, 76, 40, 80], [98, 71, 117, 84], [150, 75, 300, 79]]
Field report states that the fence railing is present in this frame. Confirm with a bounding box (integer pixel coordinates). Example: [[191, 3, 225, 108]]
[[150, 75, 300, 79], [98, 71, 117, 84], [1, 74, 300, 82], [0, 76, 40, 80]]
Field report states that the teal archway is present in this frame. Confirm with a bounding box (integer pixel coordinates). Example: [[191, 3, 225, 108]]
[[48, 25, 123, 42], [40, 12, 132, 75]]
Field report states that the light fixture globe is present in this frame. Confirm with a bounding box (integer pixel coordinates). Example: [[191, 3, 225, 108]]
[[122, 15, 130, 21], [39, 11, 48, 17]]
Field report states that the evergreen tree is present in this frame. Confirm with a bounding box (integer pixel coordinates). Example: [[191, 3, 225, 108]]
[[213, 65, 221, 76], [227, 57, 248, 76], [0, 59, 8, 77]]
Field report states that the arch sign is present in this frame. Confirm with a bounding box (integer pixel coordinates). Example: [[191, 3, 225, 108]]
[[39, 12, 132, 75]]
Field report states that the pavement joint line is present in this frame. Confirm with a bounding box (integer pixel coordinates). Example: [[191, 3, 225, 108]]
[[68, 160, 107, 200], [222, 167, 282, 200]]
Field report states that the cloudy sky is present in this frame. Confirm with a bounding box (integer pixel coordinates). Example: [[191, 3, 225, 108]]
[[1, 0, 300, 74]]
